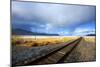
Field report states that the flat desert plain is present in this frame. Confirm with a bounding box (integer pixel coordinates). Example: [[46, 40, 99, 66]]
[[12, 36, 96, 65]]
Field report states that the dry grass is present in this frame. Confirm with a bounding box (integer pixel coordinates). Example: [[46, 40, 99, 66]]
[[84, 36, 95, 43], [12, 36, 78, 47]]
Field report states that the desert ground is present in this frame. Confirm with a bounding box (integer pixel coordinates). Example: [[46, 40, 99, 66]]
[[12, 36, 96, 66]]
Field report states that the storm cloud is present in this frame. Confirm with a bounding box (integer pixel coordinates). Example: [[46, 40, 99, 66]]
[[12, 1, 96, 36]]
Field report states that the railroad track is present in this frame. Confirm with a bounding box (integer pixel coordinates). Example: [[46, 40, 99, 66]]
[[19, 37, 82, 66]]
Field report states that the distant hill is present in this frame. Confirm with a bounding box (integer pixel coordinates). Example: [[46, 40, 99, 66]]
[[12, 29, 59, 36], [86, 34, 96, 36]]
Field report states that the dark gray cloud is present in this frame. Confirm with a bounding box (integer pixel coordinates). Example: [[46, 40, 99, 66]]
[[12, 1, 96, 35]]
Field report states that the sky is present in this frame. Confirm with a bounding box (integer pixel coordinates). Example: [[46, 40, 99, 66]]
[[12, 1, 96, 36]]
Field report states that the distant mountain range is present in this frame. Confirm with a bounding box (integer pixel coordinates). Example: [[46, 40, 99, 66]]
[[86, 34, 96, 36], [12, 29, 59, 36], [12, 28, 96, 36]]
